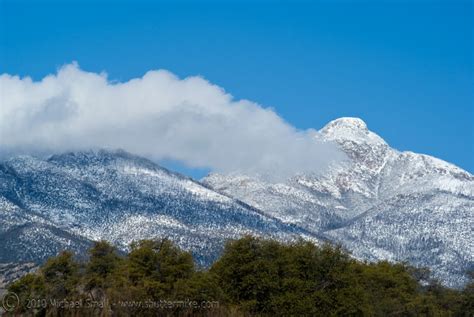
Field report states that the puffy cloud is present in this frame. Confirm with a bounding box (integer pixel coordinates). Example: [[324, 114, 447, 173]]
[[0, 63, 345, 179]]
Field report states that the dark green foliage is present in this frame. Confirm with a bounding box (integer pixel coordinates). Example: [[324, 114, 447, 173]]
[[5, 237, 472, 316], [7, 273, 46, 315], [41, 251, 79, 299], [460, 277, 474, 315], [127, 239, 194, 290], [211, 237, 370, 316], [84, 240, 121, 291]]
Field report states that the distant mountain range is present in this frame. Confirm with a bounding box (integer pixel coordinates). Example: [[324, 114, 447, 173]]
[[0, 118, 472, 288]]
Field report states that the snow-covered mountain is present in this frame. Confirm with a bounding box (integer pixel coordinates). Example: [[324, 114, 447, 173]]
[[0, 150, 315, 267], [0, 118, 472, 288], [203, 118, 474, 287]]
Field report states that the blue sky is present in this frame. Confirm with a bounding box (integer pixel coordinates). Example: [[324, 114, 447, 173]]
[[1, 0, 472, 175]]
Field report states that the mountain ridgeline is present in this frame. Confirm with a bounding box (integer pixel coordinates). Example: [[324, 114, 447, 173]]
[[204, 118, 474, 288], [0, 150, 312, 267], [0, 118, 472, 290]]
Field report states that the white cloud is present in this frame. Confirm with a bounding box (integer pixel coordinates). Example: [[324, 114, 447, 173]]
[[0, 62, 345, 179]]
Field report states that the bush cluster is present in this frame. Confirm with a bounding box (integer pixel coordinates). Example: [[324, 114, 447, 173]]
[[5, 237, 473, 316]]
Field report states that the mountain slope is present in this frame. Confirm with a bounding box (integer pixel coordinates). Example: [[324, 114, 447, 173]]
[[203, 117, 474, 287], [1, 118, 471, 288], [0, 150, 314, 267]]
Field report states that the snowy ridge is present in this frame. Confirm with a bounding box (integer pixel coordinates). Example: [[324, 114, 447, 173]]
[[0, 149, 314, 268], [203, 117, 474, 288], [0, 117, 472, 288]]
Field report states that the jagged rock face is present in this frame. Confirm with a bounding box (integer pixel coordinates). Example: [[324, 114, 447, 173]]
[[0, 150, 314, 267], [203, 117, 474, 288]]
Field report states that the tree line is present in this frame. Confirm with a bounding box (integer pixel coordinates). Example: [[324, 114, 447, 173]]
[[4, 236, 473, 316]]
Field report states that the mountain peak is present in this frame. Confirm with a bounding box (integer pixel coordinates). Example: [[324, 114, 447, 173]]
[[48, 149, 154, 167], [323, 117, 368, 131], [319, 117, 386, 146]]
